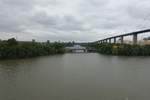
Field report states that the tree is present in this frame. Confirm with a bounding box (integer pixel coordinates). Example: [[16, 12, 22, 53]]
[[46, 40, 50, 44], [7, 38, 18, 46]]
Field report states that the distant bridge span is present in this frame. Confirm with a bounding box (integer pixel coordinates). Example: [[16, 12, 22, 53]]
[[95, 29, 150, 44]]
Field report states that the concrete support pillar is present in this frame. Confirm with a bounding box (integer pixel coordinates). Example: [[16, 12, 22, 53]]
[[104, 40, 106, 43], [114, 37, 116, 44], [106, 39, 108, 43], [120, 36, 124, 44], [103, 40, 105, 43], [109, 38, 111, 43], [133, 34, 137, 45], [100, 41, 102, 44], [103, 40, 104, 43]]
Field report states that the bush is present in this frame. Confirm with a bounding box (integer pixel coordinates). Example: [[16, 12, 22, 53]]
[[0, 39, 65, 59], [90, 43, 150, 56]]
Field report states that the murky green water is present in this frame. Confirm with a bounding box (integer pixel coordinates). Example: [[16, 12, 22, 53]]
[[0, 53, 150, 100]]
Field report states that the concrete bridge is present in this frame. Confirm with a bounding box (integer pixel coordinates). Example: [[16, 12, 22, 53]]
[[95, 29, 150, 44], [66, 45, 87, 53]]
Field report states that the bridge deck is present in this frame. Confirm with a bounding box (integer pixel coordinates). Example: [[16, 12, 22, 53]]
[[96, 29, 150, 43]]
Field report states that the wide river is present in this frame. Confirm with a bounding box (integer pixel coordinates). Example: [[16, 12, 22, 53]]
[[0, 53, 150, 100]]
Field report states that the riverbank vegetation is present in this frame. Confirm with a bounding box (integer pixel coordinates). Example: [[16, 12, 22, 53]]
[[0, 38, 65, 59], [90, 43, 150, 56]]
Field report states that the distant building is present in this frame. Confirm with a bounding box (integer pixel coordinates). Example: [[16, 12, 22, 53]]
[[143, 37, 150, 45], [143, 37, 150, 40], [136, 37, 150, 45]]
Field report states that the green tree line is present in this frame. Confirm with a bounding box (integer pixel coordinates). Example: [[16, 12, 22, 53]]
[[0, 38, 65, 59], [90, 43, 150, 56]]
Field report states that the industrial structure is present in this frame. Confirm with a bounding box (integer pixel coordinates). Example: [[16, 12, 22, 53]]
[[95, 29, 150, 45]]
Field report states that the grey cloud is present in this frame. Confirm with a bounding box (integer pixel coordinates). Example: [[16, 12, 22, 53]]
[[0, 0, 149, 42], [1, 0, 34, 10], [31, 12, 88, 31], [0, 0, 36, 33], [30, 12, 58, 26]]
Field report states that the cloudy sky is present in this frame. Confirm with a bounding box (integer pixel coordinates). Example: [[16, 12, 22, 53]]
[[0, 0, 150, 42]]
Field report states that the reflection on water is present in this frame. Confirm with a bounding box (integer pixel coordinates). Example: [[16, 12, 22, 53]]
[[0, 53, 150, 100]]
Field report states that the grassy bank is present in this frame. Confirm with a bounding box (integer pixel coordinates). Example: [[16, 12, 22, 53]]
[[0, 38, 65, 59], [90, 43, 150, 56]]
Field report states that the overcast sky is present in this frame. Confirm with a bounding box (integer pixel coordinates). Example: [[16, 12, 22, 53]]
[[0, 0, 150, 42]]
